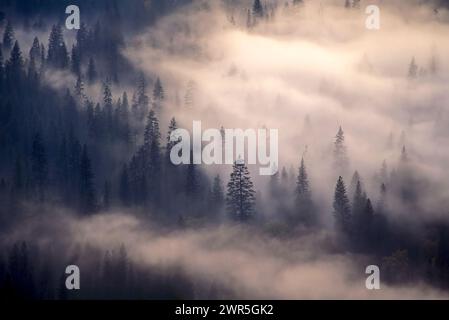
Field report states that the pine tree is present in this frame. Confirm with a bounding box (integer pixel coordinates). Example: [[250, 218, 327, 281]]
[[268, 166, 280, 197], [100, 81, 114, 141], [47, 24, 68, 69], [79, 145, 96, 214], [71, 45, 80, 76], [333, 176, 351, 234], [252, 0, 264, 19], [76, 23, 88, 58], [29, 37, 40, 62], [137, 72, 149, 109], [2, 20, 14, 50], [184, 80, 195, 108], [166, 117, 179, 163], [211, 174, 224, 207], [87, 57, 97, 84], [281, 166, 288, 185], [0, 47, 4, 88], [352, 0, 361, 8], [333, 126, 349, 176], [39, 44, 45, 72], [67, 133, 82, 205], [377, 183, 387, 214], [13, 156, 24, 194], [185, 159, 200, 199], [226, 161, 256, 221], [208, 174, 225, 218], [143, 109, 161, 204], [118, 92, 130, 144], [359, 198, 374, 246], [119, 164, 130, 206], [380, 160, 388, 183], [429, 49, 438, 76], [31, 133, 47, 201], [246, 9, 252, 29], [400, 145, 408, 163], [349, 170, 361, 197], [6, 41, 23, 82], [92, 103, 103, 140], [408, 57, 418, 79], [74, 74, 84, 99], [352, 180, 367, 231], [152, 77, 164, 103], [144, 110, 161, 148], [296, 157, 315, 225], [103, 180, 111, 210]]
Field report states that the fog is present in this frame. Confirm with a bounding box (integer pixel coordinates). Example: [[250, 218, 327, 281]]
[[123, 0, 449, 221], [3, 210, 447, 299], [2, 0, 449, 300]]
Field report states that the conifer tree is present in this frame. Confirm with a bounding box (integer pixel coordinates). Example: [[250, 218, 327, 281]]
[[71, 45, 81, 76], [143, 109, 161, 204], [118, 92, 130, 144], [408, 57, 418, 79], [359, 198, 374, 246], [296, 157, 316, 225], [377, 183, 387, 214], [29, 37, 40, 62], [246, 9, 252, 29], [87, 57, 97, 83], [79, 145, 96, 214], [211, 174, 224, 207], [74, 74, 84, 99], [333, 126, 349, 176], [184, 80, 195, 108], [76, 23, 88, 58], [6, 41, 23, 83], [0, 48, 3, 88], [31, 133, 47, 201], [144, 110, 161, 148], [47, 24, 68, 69], [226, 161, 256, 221], [349, 170, 360, 197], [103, 180, 111, 211], [152, 77, 164, 107], [119, 164, 130, 206], [137, 72, 149, 109], [352, 180, 366, 216], [166, 117, 179, 163], [252, 0, 264, 19], [185, 159, 200, 199], [333, 176, 351, 234], [2, 20, 14, 50]]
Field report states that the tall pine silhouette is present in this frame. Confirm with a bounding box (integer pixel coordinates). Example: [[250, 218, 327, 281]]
[[226, 161, 256, 221]]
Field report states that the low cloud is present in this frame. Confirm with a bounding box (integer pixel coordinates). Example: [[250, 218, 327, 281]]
[[6, 210, 448, 299]]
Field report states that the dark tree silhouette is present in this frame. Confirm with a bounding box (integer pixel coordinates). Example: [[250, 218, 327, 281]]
[[79, 145, 96, 214], [226, 161, 256, 221], [295, 157, 316, 226], [31, 133, 47, 201], [2, 20, 14, 49], [333, 176, 351, 234]]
